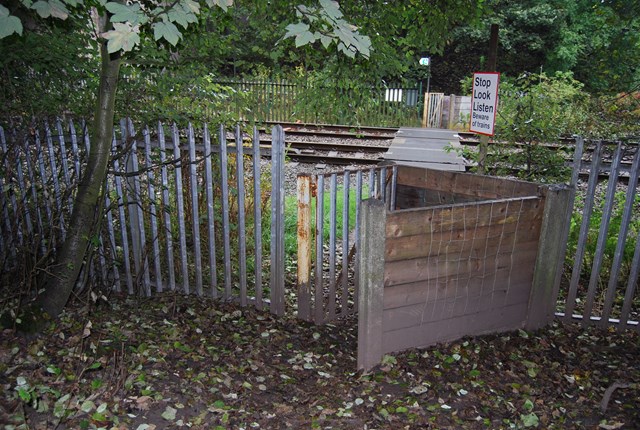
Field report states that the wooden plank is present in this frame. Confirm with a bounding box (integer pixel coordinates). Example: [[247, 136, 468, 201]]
[[396, 165, 540, 198], [157, 122, 176, 290], [381, 302, 529, 354], [297, 174, 312, 320], [384, 243, 539, 287], [383, 285, 531, 332], [189, 124, 203, 296], [357, 199, 387, 371], [526, 185, 572, 330], [395, 184, 481, 209], [386, 197, 543, 239], [383, 264, 535, 310], [385, 217, 542, 262]]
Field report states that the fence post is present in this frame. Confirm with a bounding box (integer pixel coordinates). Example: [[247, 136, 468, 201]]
[[526, 184, 572, 330], [357, 198, 386, 371], [296, 174, 312, 321], [270, 125, 286, 316]]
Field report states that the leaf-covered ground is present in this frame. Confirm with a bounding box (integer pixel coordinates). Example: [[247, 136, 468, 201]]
[[1, 295, 638, 430]]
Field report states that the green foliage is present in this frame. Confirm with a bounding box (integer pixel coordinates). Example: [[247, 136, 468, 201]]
[[433, 0, 640, 96], [284, 0, 371, 59], [0, 16, 98, 118]]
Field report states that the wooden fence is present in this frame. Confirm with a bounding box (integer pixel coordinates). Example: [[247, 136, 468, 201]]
[[0, 119, 286, 315], [356, 166, 570, 370]]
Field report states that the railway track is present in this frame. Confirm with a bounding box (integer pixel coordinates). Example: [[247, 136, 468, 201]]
[[233, 123, 394, 165], [242, 123, 639, 180]]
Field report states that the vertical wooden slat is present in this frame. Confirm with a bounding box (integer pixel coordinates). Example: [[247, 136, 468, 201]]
[[33, 132, 53, 239], [172, 123, 190, 294], [158, 122, 176, 290], [252, 126, 263, 309], [23, 151, 46, 255], [526, 186, 572, 330], [269, 125, 286, 315], [55, 120, 74, 210], [188, 123, 203, 296], [44, 123, 65, 239], [582, 142, 624, 322], [235, 126, 248, 305], [103, 178, 122, 292], [143, 126, 163, 293], [14, 147, 33, 237], [219, 125, 233, 299], [564, 141, 603, 320], [124, 119, 152, 296], [203, 124, 218, 298], [112, 134, 134, 294], [600, 146, 640, 325], [297, 174, 312, 320], [341, 171, 350, 313], [315, 174, 325, 323], [68, 120, 82, 187], [357, 198, 386, 371]]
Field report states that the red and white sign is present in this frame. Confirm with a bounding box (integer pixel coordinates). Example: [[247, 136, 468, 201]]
[[470, 72, 500, 136]]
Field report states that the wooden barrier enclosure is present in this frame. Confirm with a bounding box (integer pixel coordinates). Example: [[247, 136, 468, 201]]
[[357, 166, 571, 370]]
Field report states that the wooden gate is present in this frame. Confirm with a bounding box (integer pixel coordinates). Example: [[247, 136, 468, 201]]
[[296, 166, 397, 324], [422, 92, 444, 128]]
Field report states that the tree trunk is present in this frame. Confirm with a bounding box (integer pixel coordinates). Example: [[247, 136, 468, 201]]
[[37, 13, 121, 319]]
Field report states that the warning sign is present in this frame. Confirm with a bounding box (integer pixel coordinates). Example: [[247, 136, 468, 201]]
[[470, 72, 500, 136]]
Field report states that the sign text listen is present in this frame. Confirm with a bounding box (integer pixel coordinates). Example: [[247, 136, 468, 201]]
[[470, 72, 500, 136]]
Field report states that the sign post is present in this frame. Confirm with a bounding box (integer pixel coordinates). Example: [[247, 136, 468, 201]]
[[470, 72, 499, 136]]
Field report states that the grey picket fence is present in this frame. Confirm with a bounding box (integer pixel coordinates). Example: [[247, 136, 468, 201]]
[[295, 165, 397, 324], [0, 119, 286, 315], [557, 138, 640, 330]]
